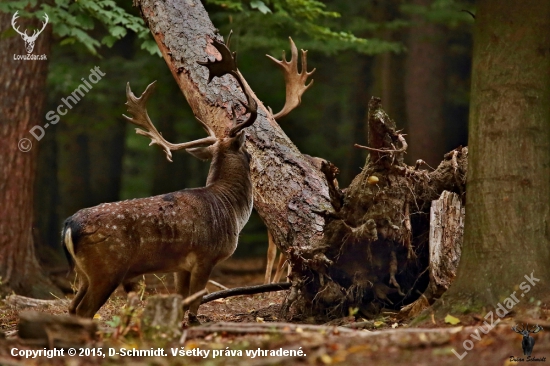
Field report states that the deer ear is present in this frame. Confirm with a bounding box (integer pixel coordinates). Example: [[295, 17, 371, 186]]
[[231, 130, 247, 150], [186, 145, 214, 161]]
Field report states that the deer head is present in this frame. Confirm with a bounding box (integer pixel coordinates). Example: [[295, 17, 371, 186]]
[[63, 36, 257, 323], [11, 11, 48, 54]]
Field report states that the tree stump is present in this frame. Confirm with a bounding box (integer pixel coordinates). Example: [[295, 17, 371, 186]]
[[141, 294, 183, 340], [400, 191, 464, 317]]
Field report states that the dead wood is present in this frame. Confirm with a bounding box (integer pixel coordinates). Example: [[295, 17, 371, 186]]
[[142, 294, 184, 337], [291, 98, 468, 320], [5, 295, 69, 310], [18, 310, 97, 347], [201, 283, 291, 304], [187, 321, 353, 336]]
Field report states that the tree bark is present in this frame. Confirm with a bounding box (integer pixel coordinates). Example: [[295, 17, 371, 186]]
[[0, 9, 62, 298], [439, 0, 550, 312], [135, 0, 332, 281]]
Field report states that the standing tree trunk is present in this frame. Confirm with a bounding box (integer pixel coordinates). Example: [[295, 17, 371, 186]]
[[0, 10, 62, 298], [134, 0, 468, 319], [438, 0, 550, 312], [404, 0, 447, 166]]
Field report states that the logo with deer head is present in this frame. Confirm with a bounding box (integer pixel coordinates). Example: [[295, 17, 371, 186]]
[[512, 323, 543, 356], [11, 11, 48, 54]]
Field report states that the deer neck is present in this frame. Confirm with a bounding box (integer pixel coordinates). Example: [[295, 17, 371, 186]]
[[204, 153, 253, 221]]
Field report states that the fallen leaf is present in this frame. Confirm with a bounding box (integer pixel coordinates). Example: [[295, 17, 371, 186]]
[[256, 317, 264, 323], [392, 322, 398, 329], [320, 354, 332, 364], [445, 314, 461, 325]]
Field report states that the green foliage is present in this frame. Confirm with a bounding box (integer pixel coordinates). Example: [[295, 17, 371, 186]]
[[0, 0, 158, 55], [206, 0, 403, 55]]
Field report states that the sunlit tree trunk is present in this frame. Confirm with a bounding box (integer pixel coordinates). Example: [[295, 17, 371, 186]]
[[0, 10, 62, 298], [440, 0, 550, 311]]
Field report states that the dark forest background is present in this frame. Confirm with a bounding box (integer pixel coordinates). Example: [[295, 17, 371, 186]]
[[20, 0, 473, 270]]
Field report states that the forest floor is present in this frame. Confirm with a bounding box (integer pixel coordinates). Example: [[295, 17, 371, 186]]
[[0, 257, 549, 366]]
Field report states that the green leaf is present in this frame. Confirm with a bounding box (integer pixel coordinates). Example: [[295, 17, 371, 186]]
[[444, 314, 461, 325], [250, 1, 272, 14], [101, 35, 117, 47]]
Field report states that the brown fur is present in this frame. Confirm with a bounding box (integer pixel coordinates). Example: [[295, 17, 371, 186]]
[[64, 133, 253, 319]]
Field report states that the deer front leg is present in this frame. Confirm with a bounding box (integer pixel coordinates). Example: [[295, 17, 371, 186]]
[[186, 266, 213, 325], [175, 270, 191, 309]]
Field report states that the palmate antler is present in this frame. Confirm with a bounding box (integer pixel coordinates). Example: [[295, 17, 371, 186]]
[[197, 33, 258, 137], [124, 82, 217, 162], [267, 37, 315, 120], [124, 33, 257, 161]]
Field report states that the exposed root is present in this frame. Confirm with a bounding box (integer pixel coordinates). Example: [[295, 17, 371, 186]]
[[389, 250, 405, 296]]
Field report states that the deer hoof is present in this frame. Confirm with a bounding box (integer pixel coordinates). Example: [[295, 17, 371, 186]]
[[187, 313, 201, 326]]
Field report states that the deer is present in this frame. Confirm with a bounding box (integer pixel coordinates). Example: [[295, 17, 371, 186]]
[[62, 37, 257, 323], [512, 324, 543, 356], [11, 11, 48, 54]]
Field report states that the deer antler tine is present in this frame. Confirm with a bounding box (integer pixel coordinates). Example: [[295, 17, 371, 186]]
[[226, 30, 233, 49], [194, 116, 216, 138], [197, 37, 258, 137], [124, 81, 217, 162], [266, 37, 315, 120]]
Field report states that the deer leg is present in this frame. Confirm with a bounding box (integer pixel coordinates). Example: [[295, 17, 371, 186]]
[[69, 273, 89, 315], [186, 266, 213, 325], [272, 253, 288, 283], [175, 270, 191, 312], [264, 231, 277, 284], [122, 277, 140, 293], [75, 276, 122, 318]]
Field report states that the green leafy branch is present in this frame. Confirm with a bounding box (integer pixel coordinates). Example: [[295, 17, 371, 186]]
[[0, 0, 159, 56]]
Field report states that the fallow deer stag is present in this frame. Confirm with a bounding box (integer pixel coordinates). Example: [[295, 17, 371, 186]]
[[63, 37, 257, 322]]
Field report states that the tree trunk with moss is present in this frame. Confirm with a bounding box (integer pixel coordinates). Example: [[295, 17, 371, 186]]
[[437, 0, 550, 314], [135, 0, 467, 320]]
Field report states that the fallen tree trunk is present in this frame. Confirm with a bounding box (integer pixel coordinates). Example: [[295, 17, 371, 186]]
[[134, 0, 467, 320]]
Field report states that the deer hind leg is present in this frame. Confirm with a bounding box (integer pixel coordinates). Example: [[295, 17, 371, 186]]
[[272, 253, 288, 283], [69, 269, 88, 315], [186, 266, 213, 325], [75, 275, 123, 318], [264, 231, 277, 284]]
